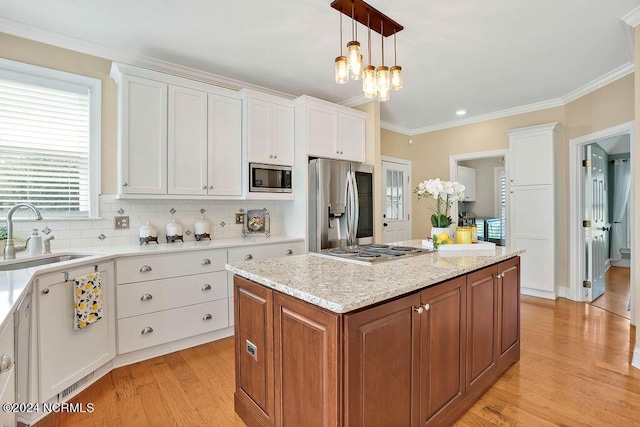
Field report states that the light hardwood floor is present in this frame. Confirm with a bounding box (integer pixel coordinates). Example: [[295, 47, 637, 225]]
[[36, 296, 640, 426], [591, 266, 631, 319]]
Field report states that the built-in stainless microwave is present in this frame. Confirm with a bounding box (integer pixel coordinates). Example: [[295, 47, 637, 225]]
[[249, 163, 293, 193]]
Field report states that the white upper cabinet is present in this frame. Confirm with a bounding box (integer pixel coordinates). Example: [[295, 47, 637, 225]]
[[242, 90, 294, 166], [457, 166, 476, 201], [296, 95, 366, 163], [111, 63, 243, 199], [507, 124, 556, 186], [115, 74, 168, 195], [168, 85, 208, 195]]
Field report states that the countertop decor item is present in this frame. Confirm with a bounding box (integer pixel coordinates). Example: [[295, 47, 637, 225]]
[[139, 222, 158, 245], [166, 219, 184, 243], [242, 208, 270, 238], [415, 178, 465, 240], [194, 216, 211, 241]]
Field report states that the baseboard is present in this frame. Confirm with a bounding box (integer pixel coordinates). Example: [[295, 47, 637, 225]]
[[611, 259, 630, 268], [521, 287, 557, 300], [633, 347, 640, 371]]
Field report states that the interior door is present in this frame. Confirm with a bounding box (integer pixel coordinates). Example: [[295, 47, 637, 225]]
[[584, 144, 609, 302], [382, 160, 412, 243]]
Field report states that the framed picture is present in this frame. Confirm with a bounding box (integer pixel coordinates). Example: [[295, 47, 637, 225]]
[[242, 208, 270, 237]]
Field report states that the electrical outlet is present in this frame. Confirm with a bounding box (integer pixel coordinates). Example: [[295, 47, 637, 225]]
[[235, 213, 245, 224], [114, 216, 129, 230]]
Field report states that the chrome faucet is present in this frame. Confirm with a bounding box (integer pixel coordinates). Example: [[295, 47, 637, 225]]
[[3, 203, 43, 260], [43, 235, 55, 255]]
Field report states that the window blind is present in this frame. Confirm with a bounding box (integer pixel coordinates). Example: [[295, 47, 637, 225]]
[[0, 77, 90, 216]]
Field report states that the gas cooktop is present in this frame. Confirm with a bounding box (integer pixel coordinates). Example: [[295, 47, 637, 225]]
[[316, 244, 431, 264]]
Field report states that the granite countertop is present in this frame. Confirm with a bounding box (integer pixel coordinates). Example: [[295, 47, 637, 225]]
[[226, 240, 524, 313], [0, 235, 303, 331]]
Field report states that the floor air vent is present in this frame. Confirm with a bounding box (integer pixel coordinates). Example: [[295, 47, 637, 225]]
[[60, 371, 95, 399]]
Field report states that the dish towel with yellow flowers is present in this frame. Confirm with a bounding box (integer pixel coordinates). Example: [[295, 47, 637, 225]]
[[73, 272, 103, 330]]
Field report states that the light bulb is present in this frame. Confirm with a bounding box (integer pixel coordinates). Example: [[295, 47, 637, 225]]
[[390, 66, 402, 90], [347, 41, 363, 80], [335, 56, 349, 84], [377, 65, 390, 92], [363, 65, 377, 98], [378, 86, 390, 102]]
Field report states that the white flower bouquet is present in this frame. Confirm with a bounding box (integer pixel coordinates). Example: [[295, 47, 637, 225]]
[[414, 178, 465, 227]]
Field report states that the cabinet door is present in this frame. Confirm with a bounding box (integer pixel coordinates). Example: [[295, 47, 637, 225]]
[[168, 85, 208, 195], [208, 94, 242, 195], [420, 277, 466, 426], [120, 75, 167, 194], [37, 264, 116, 402], [509, 131, 554, 186], [466, 265, 498, 395], [457, 166, 475, 201], [307, 105, 339, 159], [0, 369, 15, 427], [246, 98, 272, 164], [274, 293, 340, 427], [345, 292, 420, 427], [234, 276, 275, 427], [338, 112, 366, 163], [270, 105, 294, 166], [498, 257, 520, 366]]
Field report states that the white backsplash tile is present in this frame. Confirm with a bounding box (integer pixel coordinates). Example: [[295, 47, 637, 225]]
[[2, 196, 286, 250]]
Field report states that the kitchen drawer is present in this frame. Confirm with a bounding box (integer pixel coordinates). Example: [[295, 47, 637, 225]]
[[117, 271, 227, 319], [117, 299, 228, 354], [0, 316, 15, 395], [227, 241, 305, 263], [117, 249, 226, 284]]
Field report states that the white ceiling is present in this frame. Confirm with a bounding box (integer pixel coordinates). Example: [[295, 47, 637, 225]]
[[1, 0, 639, 133], [598, 134, 631, 154]]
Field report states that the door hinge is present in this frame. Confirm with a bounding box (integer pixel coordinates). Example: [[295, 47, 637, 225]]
[[583, 280, 592, 288], [582, 159, 591, 167], [582, 220, 592, 228]]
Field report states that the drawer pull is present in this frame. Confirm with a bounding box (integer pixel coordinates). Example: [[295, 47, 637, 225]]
[[202, 284, 212, 291], [0, 354, 13, 373], [201, 258, 211, 265], [203, 313, 213, 321], [141, 327, 154, 335], [42, 288, 50, 295], [244, 254, 253, 261], [139, 265, 152, 273], [286, 249, 293, 255], [140, 294, 153, 301]]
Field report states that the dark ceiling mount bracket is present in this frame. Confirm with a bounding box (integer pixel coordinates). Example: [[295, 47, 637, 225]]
[[330, 0, 403, 37]]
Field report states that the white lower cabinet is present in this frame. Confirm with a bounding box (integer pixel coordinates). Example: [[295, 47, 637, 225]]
[[36, 262, 116, 402], [115, 249, 229, 355], [0, 316, 15, 427]]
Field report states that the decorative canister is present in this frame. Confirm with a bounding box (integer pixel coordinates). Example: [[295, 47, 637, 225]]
[[166, 219, 184, 243], [139, 222, 158, 245], [194, 216, 211, 241]]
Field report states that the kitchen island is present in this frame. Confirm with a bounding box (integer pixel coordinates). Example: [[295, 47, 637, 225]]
[[226, 241, 523, 427]]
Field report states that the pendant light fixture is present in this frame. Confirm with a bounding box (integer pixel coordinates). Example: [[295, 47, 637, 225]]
[[335, 13, 349, 84], [331, 0, 403, 100], [362, 11, 377, 98], [390, 31, 403, 90], [347, 0, 363, 80], [376, 22, 390, 102]]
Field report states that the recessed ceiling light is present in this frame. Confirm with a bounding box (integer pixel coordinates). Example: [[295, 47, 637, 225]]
[[456, 109, 467, 116]]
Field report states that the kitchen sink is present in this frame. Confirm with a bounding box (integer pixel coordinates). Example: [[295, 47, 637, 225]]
[[0, 254, 94, 271]]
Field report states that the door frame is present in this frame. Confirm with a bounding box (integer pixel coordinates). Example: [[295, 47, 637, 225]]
[[381, 156, 412, 240], [567, 121, 635, 325], [449, 149, 509, 234]]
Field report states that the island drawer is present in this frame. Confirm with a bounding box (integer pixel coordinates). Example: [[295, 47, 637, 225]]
[[116, 271, 227, 319], [117, 299, 228, 354], [116, 249, 226, 284]]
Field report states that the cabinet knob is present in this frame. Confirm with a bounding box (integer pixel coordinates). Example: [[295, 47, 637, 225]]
[[414, 306, 424, 314], [209, 185, 214, 189], [336, 150, 340, 154], [123, 182, 128, 187], [269, 155, 274, 158], [0, 354, 13, 373], [141, 327, 154, 335], [423, 303, 430, 311], [203, 313, 213, 321], [340, 151, 343, 154], [286, 249, 293, 255], [510, 179, 513, 183], [140, 293, 153, 301], [274, 155, 277, 159], [244, 254, 253, 261], [202, 283, 212, 291], [140, 265, 152, 273], [42, 288, 50, 295], [202, 185, 207, 190], [201, 258, 211, 265]]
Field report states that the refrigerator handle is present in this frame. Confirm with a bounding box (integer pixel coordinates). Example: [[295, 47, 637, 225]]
[[351, 171, 359, 242], [345, 170, 353, 245]]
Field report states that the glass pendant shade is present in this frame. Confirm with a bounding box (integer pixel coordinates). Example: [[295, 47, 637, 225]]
[[335, 56, 349, 84], [376, 65, 390, 91], [390, 66, 402, 90], [363, 65, 377, 98], [378, 86, 390, 102], [347, 41, 363, 80]]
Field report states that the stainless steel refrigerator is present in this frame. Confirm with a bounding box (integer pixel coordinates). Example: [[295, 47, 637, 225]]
[[308, 158, 374, 252]]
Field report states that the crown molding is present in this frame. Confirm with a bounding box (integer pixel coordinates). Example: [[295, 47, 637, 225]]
[[0, 17, 296, 100], [622, 6, 640, 28], [380, 121, 413, 135], [561, 62, 634, 103], [339, 93, 368, 108]]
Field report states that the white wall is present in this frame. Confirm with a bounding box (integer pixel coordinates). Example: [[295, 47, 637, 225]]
[[459, 157, 503, 218]]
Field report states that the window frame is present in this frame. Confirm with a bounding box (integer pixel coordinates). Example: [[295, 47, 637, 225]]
[[0, 57, 101, 219]]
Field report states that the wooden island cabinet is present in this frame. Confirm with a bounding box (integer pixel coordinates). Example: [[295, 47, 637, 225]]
[[233, 256, 520, 427]]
